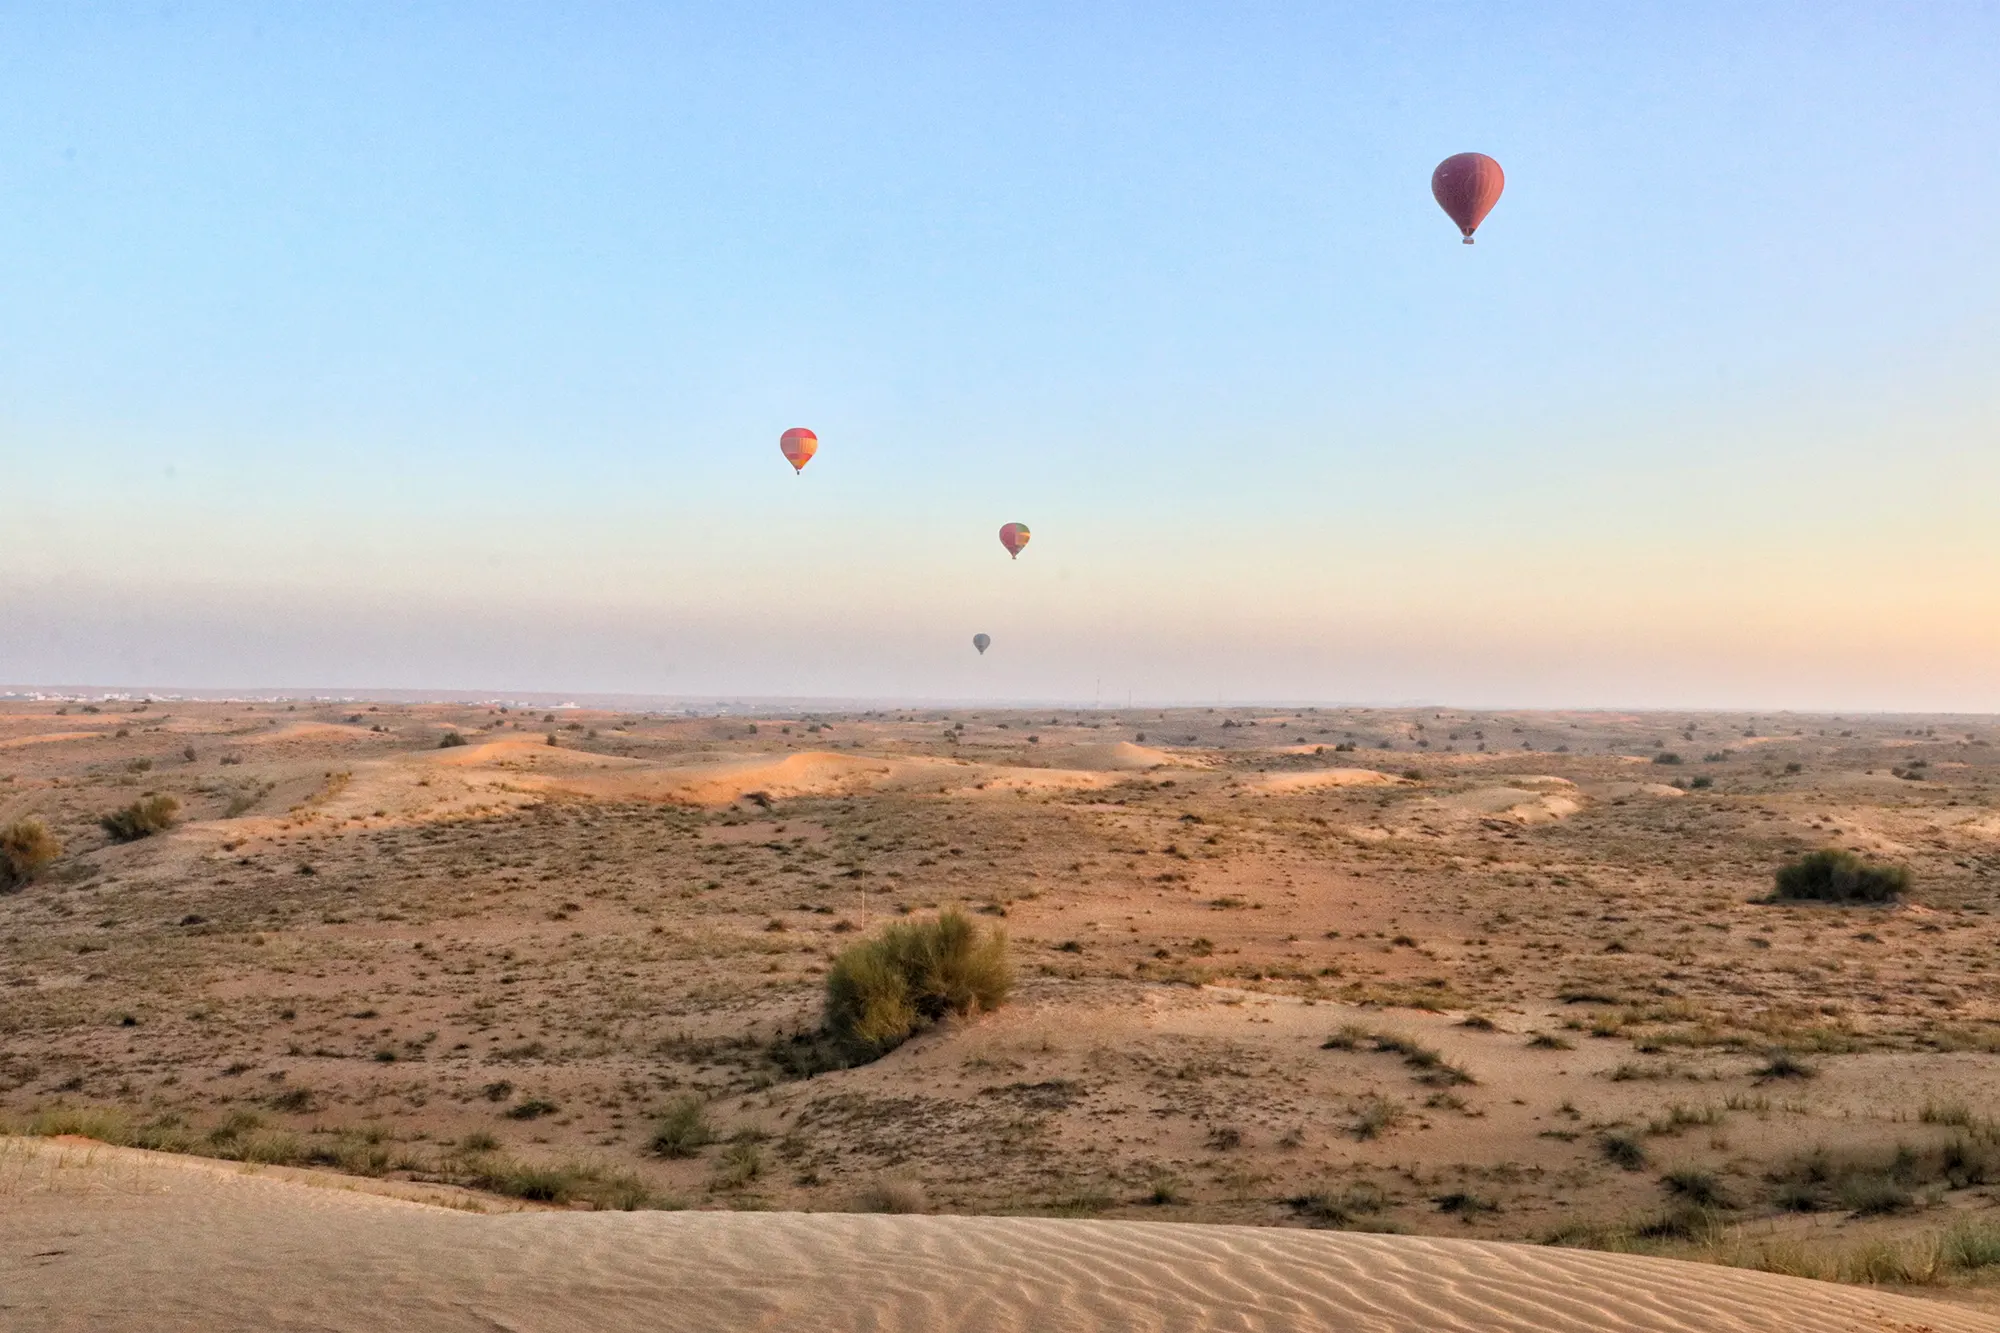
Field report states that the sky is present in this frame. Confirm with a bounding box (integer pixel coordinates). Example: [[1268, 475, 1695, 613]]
[[2, 3, 1997, 709]]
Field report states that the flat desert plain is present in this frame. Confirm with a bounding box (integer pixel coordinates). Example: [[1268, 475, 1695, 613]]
[[4, 699, 2000, 1323]]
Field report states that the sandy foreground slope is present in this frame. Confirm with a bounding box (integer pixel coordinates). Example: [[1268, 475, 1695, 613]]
[[3, 1140, 1988, 1333]]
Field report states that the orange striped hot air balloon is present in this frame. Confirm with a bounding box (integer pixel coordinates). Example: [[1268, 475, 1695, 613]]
[[1431, 153, 1504, 244], [999, 522, 1030, 559], [779, 427, 818, 474]]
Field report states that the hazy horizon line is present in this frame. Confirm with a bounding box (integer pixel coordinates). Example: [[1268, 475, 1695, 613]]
[[5, 683, 1994, 721]]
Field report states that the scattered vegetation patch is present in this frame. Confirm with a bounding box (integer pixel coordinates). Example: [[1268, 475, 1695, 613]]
[[1322, 1027, 1475, 1086]]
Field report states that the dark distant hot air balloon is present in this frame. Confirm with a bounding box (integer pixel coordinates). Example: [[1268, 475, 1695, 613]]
[[998, 523, 1031, 559], [973, 633, 991, 655], [1431, 153, 1505, 244], [779, 428, 818, 474]]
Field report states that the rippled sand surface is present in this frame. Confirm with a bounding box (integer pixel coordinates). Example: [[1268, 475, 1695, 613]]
[[5, 1140, 1989, 1333]]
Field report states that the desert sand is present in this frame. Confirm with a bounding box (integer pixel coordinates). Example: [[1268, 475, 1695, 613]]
[[5, 1136, 1989, 1332], [5, 699, 2000, 1321]]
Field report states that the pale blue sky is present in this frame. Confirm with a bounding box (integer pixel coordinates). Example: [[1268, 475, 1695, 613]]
[[3, 4, 1997, 707]]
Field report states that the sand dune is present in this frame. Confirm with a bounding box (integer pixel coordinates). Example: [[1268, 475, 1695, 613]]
[[0, 730, 101, 748], [652, 750, 905, 803], [284, 744, 1133, 820], [237, 721, 382, 744], [1043, 741, 1191, 771], [428, 737, 651, 771], [1250, 767, 1402, 793], [1593, 780, 1689, 800], [1435, 785, 1583, 823], [2, 1138, 1985, 1333]]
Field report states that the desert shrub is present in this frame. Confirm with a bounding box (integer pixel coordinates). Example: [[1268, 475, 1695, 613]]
[[206, 1110, 264, 1146], [267, 1085, 318, 1114], [1433, 1191, 1498, 1216], [238, 1132, 304, 1166], [1718, 1219, 2000, 1285], [1143, 1166, 1185, 1204], [823, 909, 1010, 1061], [99, 795, 180, 841], [469, 1157, 655, 1210], [1765, 1139, 1988, 1216], [1838, 1173, 1916, 1216], [0, 818, 62, 889], [649, 1098, 715, 1158], [23, 1105, 134, 1143], [1602, 1131, 1648, 1170], [855, 1178, 928, 1213], [1773, 849, 1910, 904], [1918, 1100, 1975, 1128], [1940, 1218, 2000, 1272], [438, 732, 468, 748], [1633, 1203, 1723, 1242], [1754, 1049, 1817, 1080], [1661, 1168, 1733, 1208], [1652, 752, 1683, 765], [1287, 1181, 1388, 1227], [1352, 1095, 1405, 1141], [713, 1141, 763, 1190]]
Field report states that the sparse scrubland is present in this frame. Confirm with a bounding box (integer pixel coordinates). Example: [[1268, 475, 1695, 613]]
[[3, 699, 2000, 1310]]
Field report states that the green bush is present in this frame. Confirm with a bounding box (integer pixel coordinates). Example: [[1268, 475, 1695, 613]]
[[99, 795, 180, 842], [1, 817, 62, 889], [823, 909, 1011, 1061], [1773, 849, 1909, 903], [438, 731, 468, 748]]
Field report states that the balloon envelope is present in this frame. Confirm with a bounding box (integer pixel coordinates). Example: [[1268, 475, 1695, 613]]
[[779, 427, 818, 473], [973, 633, 991, 655], [999, 522, 1031, 559], [1431, 153, 1504, 243]]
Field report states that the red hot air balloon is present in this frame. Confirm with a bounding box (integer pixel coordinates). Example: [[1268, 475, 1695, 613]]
[[1431, 153, 1505, 244], [998, 522, 1030, 559], [779, 428, 818, 474]]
